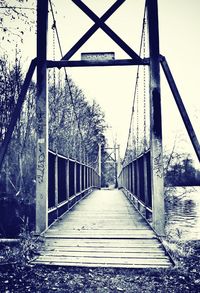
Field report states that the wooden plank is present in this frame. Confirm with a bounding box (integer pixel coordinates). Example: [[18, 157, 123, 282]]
[[46, 228, 155, 236], [45, 244, 161, 249], [52, 226, 149, 230], [50, 229, 151, 234], [58, 223, 147, 227], [53, 222, 147, 227], [43, 233, 156, 239], [45, 239, 161, 247], [52, 224, 148, 229], [45, 239, 161, 251], [32, 261, 170, 269], [43, 247, 163, 253], [47, 228, 152, 231], [51, 226, 148, 230], [57, 212, 146, 217], [53, 214, 148, 219], [38, 251, 166, 258], [66, 208, 137, 212], [33, 255, 171, 265], [45, 233, 155, 238], [47, 218, 150, 225]]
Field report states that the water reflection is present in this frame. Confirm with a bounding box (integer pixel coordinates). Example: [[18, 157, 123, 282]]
[[165, 187, 200, 240]]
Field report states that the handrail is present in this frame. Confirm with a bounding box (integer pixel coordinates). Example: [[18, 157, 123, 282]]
[[48, 148, 98, 171]]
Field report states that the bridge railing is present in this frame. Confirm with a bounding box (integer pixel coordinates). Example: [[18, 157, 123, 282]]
[[118, 150, 152, 222], [48, 150, 100, 226]]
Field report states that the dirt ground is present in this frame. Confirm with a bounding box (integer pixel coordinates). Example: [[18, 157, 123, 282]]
[[0, 240, 200, 292]]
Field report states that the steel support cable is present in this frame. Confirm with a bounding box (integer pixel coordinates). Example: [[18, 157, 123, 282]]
[[136, 77, 139, 155], [49, 0, 87, 157], [143, 17, 148, 151], [52, 22, 56, 102], [123, 3, 147, 164]]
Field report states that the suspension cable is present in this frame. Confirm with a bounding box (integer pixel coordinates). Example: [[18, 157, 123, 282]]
[[136, 75, 139, 156], [49, 0, 87, 156], [52, 22, 56, 107], [123, 2, 147, 164], [143, 16, 147, 151]]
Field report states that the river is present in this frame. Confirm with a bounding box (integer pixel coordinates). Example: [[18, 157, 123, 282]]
[[165, 186, 200, 240]]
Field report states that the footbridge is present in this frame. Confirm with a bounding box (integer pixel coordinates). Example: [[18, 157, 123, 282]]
[[0, 0, 199, 269]]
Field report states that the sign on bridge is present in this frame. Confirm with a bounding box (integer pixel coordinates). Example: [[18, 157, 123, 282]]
[[81, 52, 115, 61]]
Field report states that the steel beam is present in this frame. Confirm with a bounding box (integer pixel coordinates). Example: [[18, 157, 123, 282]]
[[36, 0, 48, 234], [160, 56, 200, 162], [47, 58, 149, 68], [147, 0, 165, 236]]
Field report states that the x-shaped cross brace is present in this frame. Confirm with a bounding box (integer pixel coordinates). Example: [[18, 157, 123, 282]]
[[62, 0, 142, 63]]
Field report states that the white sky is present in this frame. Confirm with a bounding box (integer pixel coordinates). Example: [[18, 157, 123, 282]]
[[2, 0, 200, 164]]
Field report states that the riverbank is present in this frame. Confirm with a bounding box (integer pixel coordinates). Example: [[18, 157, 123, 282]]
[[0, 240, 200, 292]]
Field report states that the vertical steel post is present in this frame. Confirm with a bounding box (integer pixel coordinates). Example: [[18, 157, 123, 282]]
[[74, 162, 77, 196], [55, 154, 58, 219], [66, 159, 69, 210], [80, 163, 82, 192], [114, 144, 118, 188], [143, 154, 149, 218], [36, 0, 48, 233], [136, 160, 140, 198], [98, 143, 102, 188], [147, 0, 165, 235], [132, 162, 135, 194], [82, 165, 85, 190], [117, 144, 121, 179], [116, 144, 121, 188]]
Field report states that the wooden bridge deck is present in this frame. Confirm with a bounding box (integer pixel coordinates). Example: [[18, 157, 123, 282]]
[[33, 189, 172, 268]]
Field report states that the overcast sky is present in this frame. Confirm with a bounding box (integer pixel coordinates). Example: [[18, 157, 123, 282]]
[[2, 0, 200, 163]]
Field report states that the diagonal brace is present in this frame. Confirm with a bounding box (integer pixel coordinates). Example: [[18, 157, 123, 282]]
[[63, 0, 142, 62], [62, 0, 125, 60], [103, 152, 116, 163], [0, 58, 36, 171], [73, 0, 142, 61], [160, 55, 200, 162]]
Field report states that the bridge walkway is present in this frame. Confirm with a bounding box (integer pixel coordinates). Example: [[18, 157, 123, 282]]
[[33, 189, 172, 268]]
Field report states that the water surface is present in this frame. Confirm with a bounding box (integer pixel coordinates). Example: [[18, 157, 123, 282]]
[[165, 186, 200, 240]]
